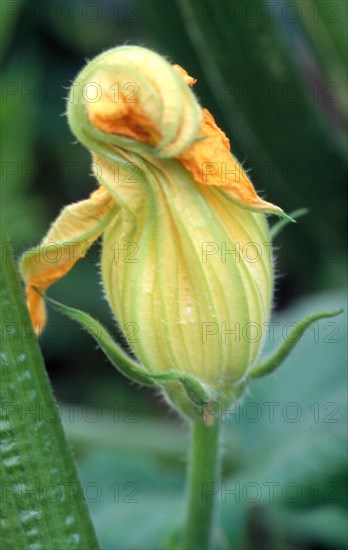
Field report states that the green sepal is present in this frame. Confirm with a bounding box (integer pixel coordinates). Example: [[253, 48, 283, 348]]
[[270, 207, 308, 239], [38, 291, 213, 408], [249, 309, 343, 379], [38, 291, 153, 385]]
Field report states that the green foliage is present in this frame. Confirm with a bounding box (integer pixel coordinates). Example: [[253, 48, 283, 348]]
[[0, 229, 99, 549], [0, 0, 22, 56]]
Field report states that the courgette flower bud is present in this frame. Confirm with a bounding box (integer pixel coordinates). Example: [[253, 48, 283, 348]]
[[20, 46, 285, 419]]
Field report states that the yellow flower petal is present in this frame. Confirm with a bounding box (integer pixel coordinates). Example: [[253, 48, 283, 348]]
[[75, 47, 283, 215], [179, 109, 283, 214], [20, 187, 116, 332], [72, 45, 202, 157], [173, 66, 282, 213]]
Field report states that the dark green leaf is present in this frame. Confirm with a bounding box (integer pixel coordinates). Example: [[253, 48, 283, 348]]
[[0, 227, 99, 549]]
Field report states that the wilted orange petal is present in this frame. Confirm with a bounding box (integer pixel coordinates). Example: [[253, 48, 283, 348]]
[[84, 53, 281, 214], [20, 187, 116, 333], [88, 85, 161, 145], [79, 49, 202, 158], [179, 109, 282, 213], [172, 64, 197, 87]]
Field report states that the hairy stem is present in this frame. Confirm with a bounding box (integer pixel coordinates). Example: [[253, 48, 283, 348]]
[[183, 420, 221, 549]]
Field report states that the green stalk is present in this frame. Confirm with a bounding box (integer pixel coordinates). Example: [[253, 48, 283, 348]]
[[183, 420, 221, 550]]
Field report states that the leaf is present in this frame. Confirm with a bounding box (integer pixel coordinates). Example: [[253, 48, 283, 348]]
[[61, 407, 187, 459], [267, 505, 348, 549], [0, 225, 99, 549], [73, 447, 184, 550]]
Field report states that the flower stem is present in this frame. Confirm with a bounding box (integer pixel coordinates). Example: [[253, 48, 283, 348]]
[[183, 420, 221, 550]]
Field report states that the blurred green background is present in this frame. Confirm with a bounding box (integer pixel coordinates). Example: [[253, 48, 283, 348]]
[[1, 1, 347, 549]]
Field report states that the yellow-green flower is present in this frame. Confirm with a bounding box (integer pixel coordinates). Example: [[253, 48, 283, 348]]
[[20, 46, 285, 417]]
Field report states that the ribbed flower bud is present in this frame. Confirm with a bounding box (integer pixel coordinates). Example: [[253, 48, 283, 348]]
[[99, 154, 274, 408], [21, 46, 285, 418]]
